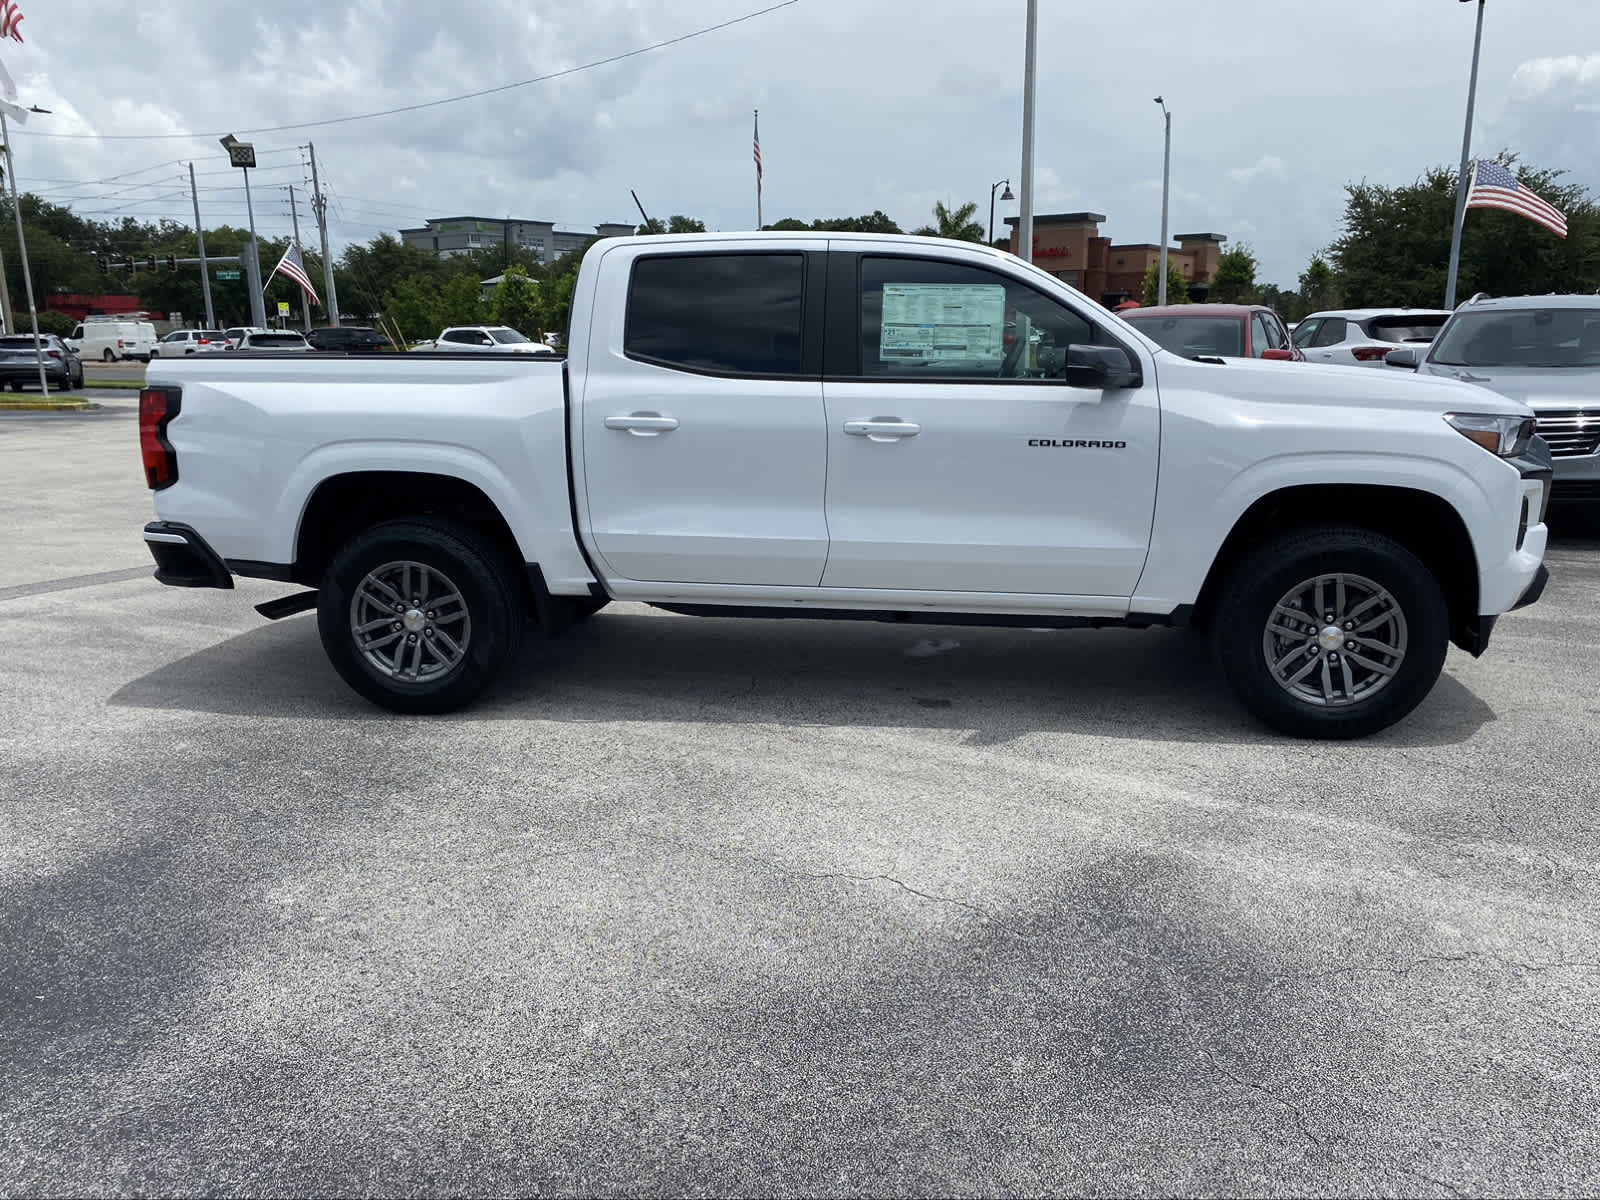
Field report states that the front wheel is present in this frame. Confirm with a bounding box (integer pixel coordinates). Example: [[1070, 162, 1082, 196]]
[[1212, 526, 1449, 739], [317, 519, 524, 714]]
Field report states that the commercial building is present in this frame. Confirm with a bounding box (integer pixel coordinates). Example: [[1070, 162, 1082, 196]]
[[1005, 212, 1227, 305], [399, 217, 636, 263]]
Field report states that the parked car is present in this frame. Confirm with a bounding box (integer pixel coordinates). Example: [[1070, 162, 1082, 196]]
[[140, 231, 1550, 738], [65, 318, 158, 363], [417, 325, 554, 354], [1292, 308, 1451, 367], [1387, 293, 1600, 505], [306, 326, 394, 353], [0, 333, 84, 391], [234, 331, 312, 351], [1121, 304, 1302, 361], [152, 329, 229, 357], [222, 326, 268, 350]]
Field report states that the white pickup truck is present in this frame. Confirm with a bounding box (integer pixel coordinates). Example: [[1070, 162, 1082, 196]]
[[138, 232, 1552, 738]]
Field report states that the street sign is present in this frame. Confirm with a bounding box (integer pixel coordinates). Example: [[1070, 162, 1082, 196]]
[[215, 269, 240, 280], [277, 301, 290, 317]]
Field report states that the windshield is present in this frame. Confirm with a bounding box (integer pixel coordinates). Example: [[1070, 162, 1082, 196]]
[[1125, 315, 1244, 358], [488, 328, 530, 344], [1430, 308, 1600, 368]]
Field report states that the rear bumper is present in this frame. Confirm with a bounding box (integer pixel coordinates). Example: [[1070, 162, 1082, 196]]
[[143, 521, 234, 589]]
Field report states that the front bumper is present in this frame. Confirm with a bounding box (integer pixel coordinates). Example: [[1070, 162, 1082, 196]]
[[1457, 446, 1554, 656], [143, 521, 234, 589]]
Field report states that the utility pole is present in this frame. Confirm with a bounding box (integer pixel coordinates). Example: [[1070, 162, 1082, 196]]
[[1, 112, 50, 395], [1017, 0, 1037, 264], [1444, 0, 1487, 310], [189, 162, 216, 330], [308, 142, 338, 327], [1155, 97, 1172, 305], [288, 184, 310, 331]]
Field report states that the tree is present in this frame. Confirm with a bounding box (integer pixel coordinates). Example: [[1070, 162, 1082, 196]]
[[487, 267, 542, 335], [1209, 244, 1259, 304], [763, 211, 903, 234], [437, 273, 484, 327], [637, 215, 706, 235], [1330, 154, 1600, 306], [1298, 254, 1339, 313], [913, 200, 985, 242], [1141, 256, 1191, 306], [383, 277, 442, 342]]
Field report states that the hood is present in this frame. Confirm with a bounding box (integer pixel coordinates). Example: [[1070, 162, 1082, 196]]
[[1417, 361, 1599, 412], [1157, 351, 1534, 416]]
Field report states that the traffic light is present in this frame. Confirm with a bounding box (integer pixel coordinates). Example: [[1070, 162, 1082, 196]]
[[98, 255, 109, 275], [166, 254, 176, 273], [146, 255, 156, 274], [123, 256, 134, 274]]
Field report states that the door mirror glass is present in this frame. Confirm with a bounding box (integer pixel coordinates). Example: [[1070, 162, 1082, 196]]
[[1385, 347, 1419, 369], [1063, 344, 1141, 390]]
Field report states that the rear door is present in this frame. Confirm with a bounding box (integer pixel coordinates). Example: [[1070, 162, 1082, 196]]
[[818, 247, 1159, 598], [577, 242, 829, 586]]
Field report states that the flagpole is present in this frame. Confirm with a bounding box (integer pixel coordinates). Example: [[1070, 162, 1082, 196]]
[[288, 183, 310, 332], [1444, 0, 1487, 310], [0, 111, 49, 396], [754, 109, 762, 231]]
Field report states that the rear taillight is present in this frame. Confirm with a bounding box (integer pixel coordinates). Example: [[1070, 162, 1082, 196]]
[[139, 386, 181, 490], [118, 338, 125, 349], [47, 349, 60, 359], [1351, 346, 1392, 362]]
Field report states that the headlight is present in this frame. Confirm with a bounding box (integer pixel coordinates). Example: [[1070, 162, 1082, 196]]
[[1443, 412, 1536, 457]]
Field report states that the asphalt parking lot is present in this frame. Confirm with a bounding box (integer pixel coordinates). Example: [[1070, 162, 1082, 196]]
[[3, 399, 1599, 1197]]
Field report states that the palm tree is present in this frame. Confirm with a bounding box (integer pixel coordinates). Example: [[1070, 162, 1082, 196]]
[[913, 200, 986, 243]]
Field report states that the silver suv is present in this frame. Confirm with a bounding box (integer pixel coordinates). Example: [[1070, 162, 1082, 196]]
[[1389, 294, 1600, 503]]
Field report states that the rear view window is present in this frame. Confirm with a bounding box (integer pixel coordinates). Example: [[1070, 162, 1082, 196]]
[[626, 253, 804, 376], [248, 334, 307, 346], [1367, 316, 1447, 344], [1126, 315, 1244, 358]]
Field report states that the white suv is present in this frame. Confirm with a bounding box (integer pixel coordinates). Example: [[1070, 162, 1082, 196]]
[[422, 325, 553, 354], [1293, 308, 1452, 367], [152, 329, 229, 357]]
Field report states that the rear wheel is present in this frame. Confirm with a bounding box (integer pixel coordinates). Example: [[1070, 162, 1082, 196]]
[[1212, 526, 1449, 739], [317, 519, 523, 714], [101, 349, 115, 363]]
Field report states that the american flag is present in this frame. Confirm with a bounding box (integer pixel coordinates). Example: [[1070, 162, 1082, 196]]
[[753, 109, 762, 197], [1466, 161, 1568, 239], [269, 244, 321, 306], [0, 0, 23, 43]]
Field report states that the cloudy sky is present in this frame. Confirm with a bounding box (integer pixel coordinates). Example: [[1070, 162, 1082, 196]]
[[6, 0, 1599, 285]]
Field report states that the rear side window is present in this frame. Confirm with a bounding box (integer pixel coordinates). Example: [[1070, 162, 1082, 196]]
[[625, 253, 804, 376], [1309, 318, 1347, 347]]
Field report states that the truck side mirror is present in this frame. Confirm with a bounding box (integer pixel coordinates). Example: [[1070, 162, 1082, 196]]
[[1261, 348, 1294, 361], [1063, 344, 1141, 390], [1385, 347, 1419, 369]]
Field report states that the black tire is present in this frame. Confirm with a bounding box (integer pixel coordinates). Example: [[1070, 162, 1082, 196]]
[[317, 518, 524, 714], [1212, 525, 1449, 740], [101, 349, 115, 363]]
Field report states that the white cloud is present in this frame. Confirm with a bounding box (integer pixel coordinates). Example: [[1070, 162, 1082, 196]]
[[1509, 53, 1600, 99], [1225, 155, 1287, 186]]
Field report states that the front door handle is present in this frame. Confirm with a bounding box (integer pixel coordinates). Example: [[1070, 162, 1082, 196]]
[[605, 413, 679, 435], [843, 419, 921, 440]]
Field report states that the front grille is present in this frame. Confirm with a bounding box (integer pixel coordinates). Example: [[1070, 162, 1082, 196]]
[[1535, 409, 1600, 458]]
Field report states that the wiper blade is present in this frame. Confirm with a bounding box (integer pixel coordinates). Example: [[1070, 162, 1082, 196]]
[[1189, 355, 1227, 365]]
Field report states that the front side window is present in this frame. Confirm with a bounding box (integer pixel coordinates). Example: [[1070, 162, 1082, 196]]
[[625, 252, 804, 376], [1429, 308, 1600, 368], [859, 256, 1097, 380], [488, 328, 530, 344], [1126, 314, 1244, 359], [1291, 319, 1320, 348]]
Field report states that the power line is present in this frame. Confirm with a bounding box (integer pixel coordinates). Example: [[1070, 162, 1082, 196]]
[[12, 1, 799, 142]]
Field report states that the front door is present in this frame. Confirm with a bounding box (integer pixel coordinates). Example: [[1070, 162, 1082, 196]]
[[820, 251, 1159, 598], [579, 245, 829, 587]]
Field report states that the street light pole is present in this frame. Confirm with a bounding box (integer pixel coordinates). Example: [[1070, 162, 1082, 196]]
[[1444, 0, 1487, 311], [988, 178, 1014, 246], [1017, 0, 1037, 264], [1155, 97, 1172, 305], [221, 135, 269, 330], [0, 110, 50, 396]]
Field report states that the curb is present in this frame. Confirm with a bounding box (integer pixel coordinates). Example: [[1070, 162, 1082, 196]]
[[0, 399, 94, 411]]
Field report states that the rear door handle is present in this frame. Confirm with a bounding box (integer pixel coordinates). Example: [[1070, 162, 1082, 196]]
[[843, 419, 921, 439], [605, 413, 679, 435]]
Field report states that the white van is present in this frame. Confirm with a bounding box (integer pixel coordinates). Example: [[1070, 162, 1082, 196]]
[[66, 318, 158, 362]]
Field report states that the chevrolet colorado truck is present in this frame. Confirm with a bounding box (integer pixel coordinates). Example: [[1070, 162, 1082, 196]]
[[138, 232, 1552, 738]]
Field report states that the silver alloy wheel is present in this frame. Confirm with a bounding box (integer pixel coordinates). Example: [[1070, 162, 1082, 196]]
[[1262, 571, 1408, 708], [350, 559, 471, 684]]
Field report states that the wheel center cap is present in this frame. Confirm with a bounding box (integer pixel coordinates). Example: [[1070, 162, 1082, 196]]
[[402, 608, 427, 633], [1318, 624, 1344, 651]]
